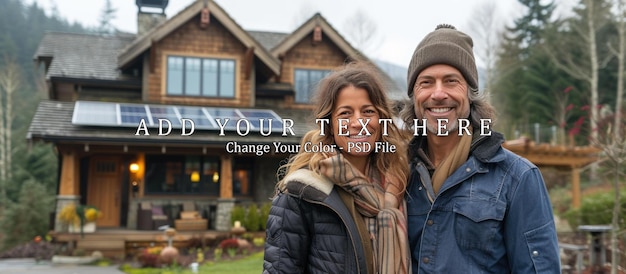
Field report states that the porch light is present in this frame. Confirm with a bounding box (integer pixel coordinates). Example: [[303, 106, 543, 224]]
[[212, 171, 219, 183], [190, 171, 200, 182], [130, 163, 140, 173]]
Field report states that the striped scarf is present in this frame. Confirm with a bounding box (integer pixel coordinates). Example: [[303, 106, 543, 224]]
[[319, 154, 410, 274]]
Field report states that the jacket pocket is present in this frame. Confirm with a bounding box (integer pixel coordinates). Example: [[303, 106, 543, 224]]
[[525, 221, 560, 273], [453, 199, 506, 251]]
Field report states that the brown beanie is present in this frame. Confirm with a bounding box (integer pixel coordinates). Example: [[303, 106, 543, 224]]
[[407, 24, 478, 96]]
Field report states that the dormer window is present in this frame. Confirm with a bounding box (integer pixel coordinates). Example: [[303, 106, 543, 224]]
[[166, 56, 235, 98], [294, 68, 330, 103]]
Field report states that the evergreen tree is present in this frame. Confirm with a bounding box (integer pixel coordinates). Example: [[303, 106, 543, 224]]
[[0, 180, 54, 251], [98, 0, 118, 34], [542, 0, 615, 144], [0, 0, 89, 250], [492, 0, 559, 139]]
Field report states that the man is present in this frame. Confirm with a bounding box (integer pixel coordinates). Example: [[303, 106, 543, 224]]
[[401, 24, 561, 273]]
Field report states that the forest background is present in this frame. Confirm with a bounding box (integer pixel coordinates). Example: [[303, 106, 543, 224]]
[[0, 0, 624, 268]]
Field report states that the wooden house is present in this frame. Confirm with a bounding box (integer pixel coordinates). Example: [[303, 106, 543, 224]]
[[28, 0, 403, 237]]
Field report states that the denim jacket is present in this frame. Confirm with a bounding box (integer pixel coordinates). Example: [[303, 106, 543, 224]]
[[406, 132, 561, 273]]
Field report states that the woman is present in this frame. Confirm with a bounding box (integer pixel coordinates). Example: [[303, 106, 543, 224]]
[[263, 62, 411, 274]]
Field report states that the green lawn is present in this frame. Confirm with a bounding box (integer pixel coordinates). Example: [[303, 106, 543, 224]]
[[202, 251, 263, 274], [121, 252, 264, 274]]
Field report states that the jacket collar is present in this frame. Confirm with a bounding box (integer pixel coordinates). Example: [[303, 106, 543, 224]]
[[409, 130, 506, 166], [280, 169, 334, 202]]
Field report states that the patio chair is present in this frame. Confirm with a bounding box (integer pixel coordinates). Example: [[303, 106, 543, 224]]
[[137, 201, 169, 230], [174, 201, 208, 231]]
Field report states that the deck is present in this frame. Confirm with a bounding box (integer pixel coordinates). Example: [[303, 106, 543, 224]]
[[50, 228, 231, 259]]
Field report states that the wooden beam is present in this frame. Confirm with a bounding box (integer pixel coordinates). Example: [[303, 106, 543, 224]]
[[149, 39, 157, 74], [515, 153, 598, 169], [244, 47, 254, 80], [219, 155, 233, 199], [572, 167, 581, 208], [59, 151, 79, 195]]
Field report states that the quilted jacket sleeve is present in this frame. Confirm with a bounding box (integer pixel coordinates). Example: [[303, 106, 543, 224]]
[[263, 193, 311, 274]]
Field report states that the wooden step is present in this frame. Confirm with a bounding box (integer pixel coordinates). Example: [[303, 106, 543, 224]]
[[76, 239, 126, 258]]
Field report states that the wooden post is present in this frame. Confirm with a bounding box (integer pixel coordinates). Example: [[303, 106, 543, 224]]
[[219, 155, 233, 199], [59, 151, 79, 195], [572, 167, 581, 208]]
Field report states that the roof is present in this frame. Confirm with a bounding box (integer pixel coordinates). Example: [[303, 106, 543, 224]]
[[32, 5, 406, 101], [269, 13, 406, 101], [247, 31, 288, 52], [27, 100, 313, 146], [34, 32, 136, 81], [271, 13, 361, 61], [117, 0, 280, 75]]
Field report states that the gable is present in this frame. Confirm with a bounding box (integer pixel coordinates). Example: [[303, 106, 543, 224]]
[[271, 13, 363, 62], [118, 0, 280, 75]]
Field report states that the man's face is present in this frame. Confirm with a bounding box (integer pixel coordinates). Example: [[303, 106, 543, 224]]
[[412, 64, 470, 135]]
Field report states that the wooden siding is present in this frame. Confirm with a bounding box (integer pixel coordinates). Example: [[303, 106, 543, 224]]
[[145, 15, 251, 107], [280, 32, 348, 109], [54, 82, 76, 101]]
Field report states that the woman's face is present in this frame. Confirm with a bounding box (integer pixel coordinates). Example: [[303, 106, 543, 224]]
[[331, 85, 380, 161]]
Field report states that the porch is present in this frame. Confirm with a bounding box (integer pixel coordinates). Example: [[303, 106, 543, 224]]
[[50, 228, 232, 259]]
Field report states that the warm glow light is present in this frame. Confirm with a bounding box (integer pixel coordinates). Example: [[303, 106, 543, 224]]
[[190, 171, 200, 182], [129, 163, 139, 173], [212, 171, 219, 183]]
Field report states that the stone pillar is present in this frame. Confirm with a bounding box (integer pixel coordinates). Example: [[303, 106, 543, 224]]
[[127, 199, 138, 229], [55, 195, 80, 232], [215, 198, 235, 232]]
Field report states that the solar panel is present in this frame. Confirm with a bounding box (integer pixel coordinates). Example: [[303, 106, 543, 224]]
[[120, 104, 150, 126], [71, 101, 118, 126], [149, 105, 180, 126], [71, 101, 286, 133]]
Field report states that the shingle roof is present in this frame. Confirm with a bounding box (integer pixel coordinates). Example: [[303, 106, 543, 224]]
[[27, 100, 313, 145], [34, 32, 136, 80], [247, 31, 288, 52]]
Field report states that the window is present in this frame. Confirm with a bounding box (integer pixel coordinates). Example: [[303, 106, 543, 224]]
[[294, 68, 330, 103], [144, 155, 220, 195], [166, 56, 235, 98]]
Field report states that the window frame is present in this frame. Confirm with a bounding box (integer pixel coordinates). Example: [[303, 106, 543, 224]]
[[165, 55, 236, 98], [293, 68, 331, 103]]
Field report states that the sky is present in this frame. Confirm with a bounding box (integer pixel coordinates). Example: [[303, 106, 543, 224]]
[[28, 0, 577, 68]]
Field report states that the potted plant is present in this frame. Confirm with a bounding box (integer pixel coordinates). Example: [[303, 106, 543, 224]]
[[59, 204, 102, 234]]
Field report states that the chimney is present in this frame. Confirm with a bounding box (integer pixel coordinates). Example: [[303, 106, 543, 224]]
[[136, 0, 169, 36]]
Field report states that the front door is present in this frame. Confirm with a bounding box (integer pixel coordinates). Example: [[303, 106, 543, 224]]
[[87, 156, 122, 227]]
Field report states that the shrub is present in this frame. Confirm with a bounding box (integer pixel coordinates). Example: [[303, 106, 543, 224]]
[[219, 238, 239, 258], [252, 237, 265, 247], [245, 204, 261, 232], [564, 189, 626, 230], [137, 246, 164, 268], [0, 180, 54, 250], [0, 241, 57, 260], [230, 205, 246, 228], [219, 238, 239, 250], [213, 247, 223, 261], [260, 202, 271, 230]]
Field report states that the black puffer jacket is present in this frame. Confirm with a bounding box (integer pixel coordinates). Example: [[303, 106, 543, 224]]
[[263, 169, 369, 274]]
